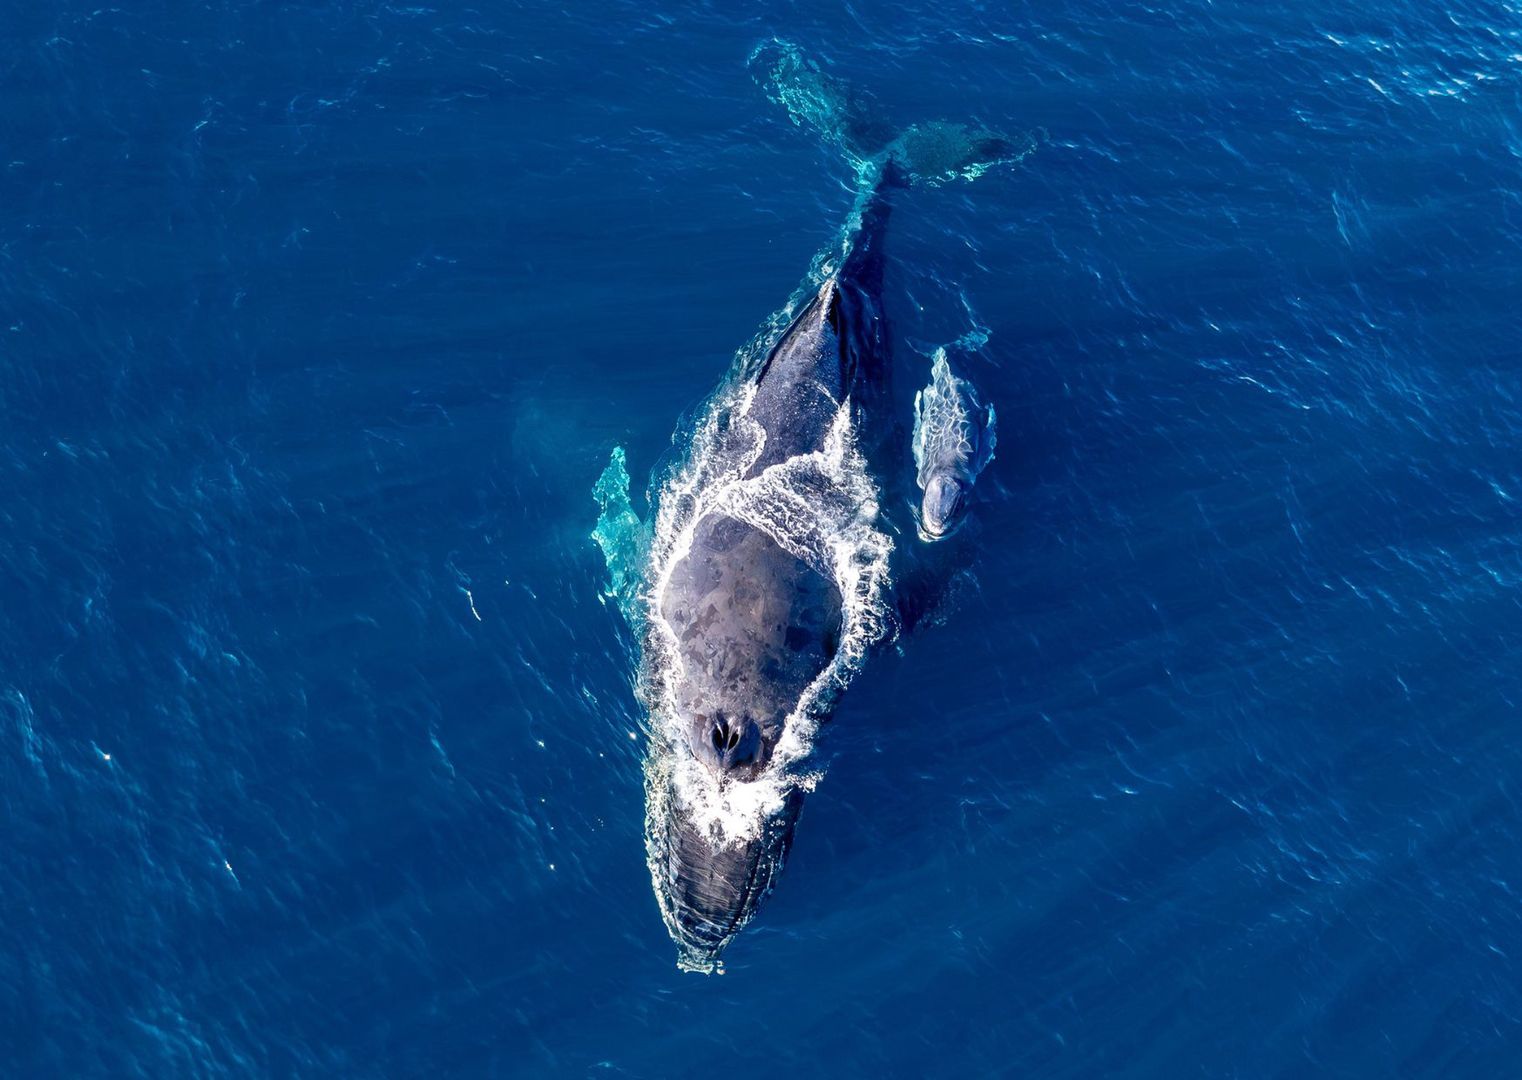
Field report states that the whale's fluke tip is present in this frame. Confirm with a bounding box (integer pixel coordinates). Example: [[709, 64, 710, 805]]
[[749, 37, 1040, 189]]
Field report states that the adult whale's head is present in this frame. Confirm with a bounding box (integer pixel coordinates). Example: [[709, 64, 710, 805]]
[[648, 501, 846, 969]]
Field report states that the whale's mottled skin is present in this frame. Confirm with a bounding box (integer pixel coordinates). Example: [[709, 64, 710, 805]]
[[648, 188, 891, 963]]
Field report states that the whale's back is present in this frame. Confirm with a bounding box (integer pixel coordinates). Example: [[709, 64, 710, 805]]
[[660, 510, 843, 744], [744, 282, 861, 474]]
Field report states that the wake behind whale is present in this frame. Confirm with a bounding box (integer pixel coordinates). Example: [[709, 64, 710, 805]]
[[593, 41, 1033, 971]]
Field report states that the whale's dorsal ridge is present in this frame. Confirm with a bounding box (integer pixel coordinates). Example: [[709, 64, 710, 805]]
[[819, 279, 844, 334]]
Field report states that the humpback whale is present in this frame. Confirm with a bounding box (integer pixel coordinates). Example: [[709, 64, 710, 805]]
[[592, 41, 1035, 971], [912, 346, 998, 541]]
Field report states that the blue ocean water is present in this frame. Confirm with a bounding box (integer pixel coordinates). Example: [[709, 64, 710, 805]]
[[4, 1, 1521, 1075]]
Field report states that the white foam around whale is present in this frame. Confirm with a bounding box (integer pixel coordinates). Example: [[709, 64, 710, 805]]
[[640, 372, 894, 846]]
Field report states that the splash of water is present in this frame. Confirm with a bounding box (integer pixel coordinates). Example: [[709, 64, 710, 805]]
[[642, 387, 894, 846]]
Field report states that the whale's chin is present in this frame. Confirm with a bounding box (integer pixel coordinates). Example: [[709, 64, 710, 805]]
[[917, 519, 963, 543], [646, 765, 803, 973]]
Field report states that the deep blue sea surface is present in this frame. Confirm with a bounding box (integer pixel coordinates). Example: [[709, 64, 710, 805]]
[[4, 1, 1522, 1076]]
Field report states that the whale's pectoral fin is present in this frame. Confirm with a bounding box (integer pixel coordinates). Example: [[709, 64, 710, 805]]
[[591, 446, 650, 627]]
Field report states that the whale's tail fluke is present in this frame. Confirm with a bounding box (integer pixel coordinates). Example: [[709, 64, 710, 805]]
[[749, 40, 1039, 188]]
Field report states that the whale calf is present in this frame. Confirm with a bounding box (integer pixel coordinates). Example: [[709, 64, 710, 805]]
[[912, 347, 997, 541], [592, 41, 1034, 971]]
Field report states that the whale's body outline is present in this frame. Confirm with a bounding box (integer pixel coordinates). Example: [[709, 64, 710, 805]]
[[643, 173, 900, 969], [594, 40, 1037, 971]]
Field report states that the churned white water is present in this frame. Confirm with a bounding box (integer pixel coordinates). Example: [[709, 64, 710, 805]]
[[640, 368, 894, 846]]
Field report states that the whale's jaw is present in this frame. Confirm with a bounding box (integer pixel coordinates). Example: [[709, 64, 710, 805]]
[[645, 765, 803, 973]]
